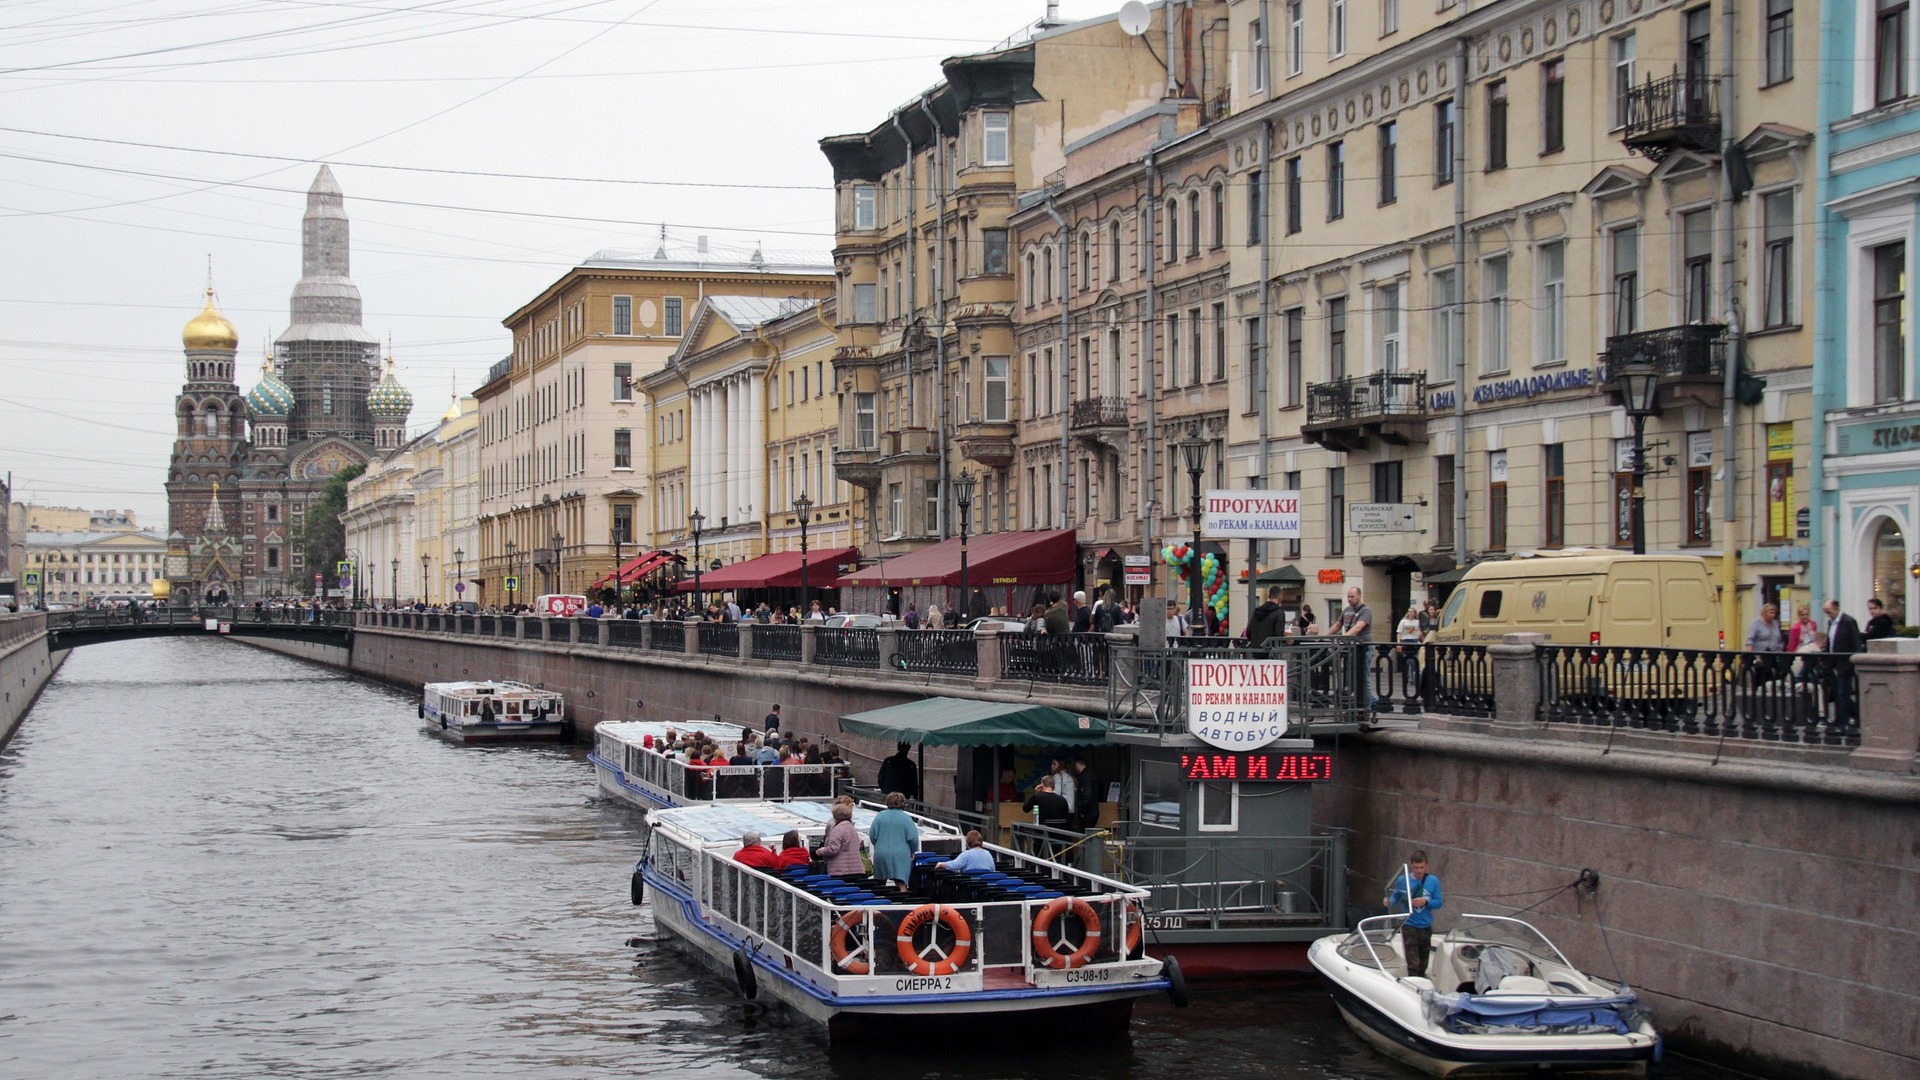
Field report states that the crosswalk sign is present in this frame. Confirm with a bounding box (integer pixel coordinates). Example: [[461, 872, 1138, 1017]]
[[504, 575, 520, 591], [22, 571, 39, 587], [336, 560, 353, 577]]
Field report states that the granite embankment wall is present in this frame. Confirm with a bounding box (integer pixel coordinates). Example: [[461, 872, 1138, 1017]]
[[0, 613, 64, 748]]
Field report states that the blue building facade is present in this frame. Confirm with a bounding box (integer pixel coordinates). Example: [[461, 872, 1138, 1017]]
[[1813, 0, 1920, 627]]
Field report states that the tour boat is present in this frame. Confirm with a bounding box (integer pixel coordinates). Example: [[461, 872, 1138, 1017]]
[[1308, 913, 1660, 1076], [418, 680, 568, 744], [591, 720, 847, 812], [635, 799, 1185, 1040]]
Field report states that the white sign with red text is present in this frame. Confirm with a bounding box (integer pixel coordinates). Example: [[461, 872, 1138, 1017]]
[[1202, 489, 1301, 539], [534, 594, 589, 616], [1185, 658, 1290, 749]]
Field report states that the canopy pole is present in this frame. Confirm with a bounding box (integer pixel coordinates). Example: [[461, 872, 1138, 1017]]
[[991, 744, 1001, 845], [917, 742, 927, 807]]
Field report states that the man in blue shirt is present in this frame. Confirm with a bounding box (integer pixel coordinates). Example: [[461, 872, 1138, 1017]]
[[937, 830, 995, 874], [1383, 850, 1444, 979]]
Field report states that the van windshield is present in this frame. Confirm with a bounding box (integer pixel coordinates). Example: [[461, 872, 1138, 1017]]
[[1440, 589, 1466, 629]]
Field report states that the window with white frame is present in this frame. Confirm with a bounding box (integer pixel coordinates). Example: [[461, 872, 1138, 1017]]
[[1382, 0, 1398, 35], [1873, 241, 1907, 403], [888, 483, 904, 536], [1374, 282, 1404, 372], [612, 295, 632, 336], [1762, 190, 1796, 328], [1611, 224, 1640, 337], [1879, 0, 1910, 105], [1765, 0, 1794, 86], [1481, 255, 1509, 375], [1430, 268, 1460, 376], [1250, 17, 1268, 92], [853, 185, 876, 229], [1198, 781, 1239, 831], [1537, 240, 1566, 364], [854, 393, 877, 448], [1330, 0, 1348, 58], [1682, 208, 1713, 324], [853, 282, 877, 323], [1611, 33, 1637, 128], [982, 110, 1011, 165], [613, 428, 631, 470], [1287, 1, 1304, 76]]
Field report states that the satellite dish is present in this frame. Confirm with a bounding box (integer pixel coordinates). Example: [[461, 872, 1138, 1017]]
[[1117, 1, 1150, 37]]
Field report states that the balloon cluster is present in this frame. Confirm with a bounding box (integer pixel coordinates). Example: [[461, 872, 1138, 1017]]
[[1159, 543, 1230, 625]]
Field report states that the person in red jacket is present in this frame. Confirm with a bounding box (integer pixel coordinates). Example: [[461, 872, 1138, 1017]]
[[732, 829, 778, 870], [775, 829, 810, 869]]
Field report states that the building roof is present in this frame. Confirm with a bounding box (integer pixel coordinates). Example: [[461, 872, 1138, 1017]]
[[705, 295, 816, 330], [26, 529, 168, 548], [581, 234, 830, 275]]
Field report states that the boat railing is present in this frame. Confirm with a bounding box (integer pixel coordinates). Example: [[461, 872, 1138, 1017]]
[[1102, 828, 1348, 931], [620, 748, 850, 803]]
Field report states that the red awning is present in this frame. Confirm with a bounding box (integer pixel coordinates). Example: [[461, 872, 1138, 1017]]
[[672, 546, 862, 592], [837, 529, 1077, 588], [592, 549, 682, 589]]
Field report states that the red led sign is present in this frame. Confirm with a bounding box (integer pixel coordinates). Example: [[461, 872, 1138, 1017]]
[[1179, 751, 1334, 783]]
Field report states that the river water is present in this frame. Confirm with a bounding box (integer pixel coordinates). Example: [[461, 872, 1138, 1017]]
[[0, 640, 1735, 1079]]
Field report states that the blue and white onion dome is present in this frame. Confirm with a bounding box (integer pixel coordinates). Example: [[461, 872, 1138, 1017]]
[[246, 356, 295, 417], [368, 356, 414, 418]]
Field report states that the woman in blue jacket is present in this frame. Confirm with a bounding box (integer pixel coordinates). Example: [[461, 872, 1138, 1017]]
[[868, 791, 920, 887]]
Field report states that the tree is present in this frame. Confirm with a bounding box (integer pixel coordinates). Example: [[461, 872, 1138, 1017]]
[[301, 462, 365, 595]]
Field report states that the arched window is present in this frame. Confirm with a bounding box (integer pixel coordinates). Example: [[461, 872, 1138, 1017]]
[[1165, 198, 1179, 261], [1188, 192, 1201, 256], [1211, 182, 1226, 247]]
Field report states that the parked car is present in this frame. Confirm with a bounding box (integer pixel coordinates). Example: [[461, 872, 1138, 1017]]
[[1427, 550, 1721, 650], [822, 613, 883, 629]]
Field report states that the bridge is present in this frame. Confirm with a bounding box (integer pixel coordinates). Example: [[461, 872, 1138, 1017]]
[[43, 607, 353, 650]]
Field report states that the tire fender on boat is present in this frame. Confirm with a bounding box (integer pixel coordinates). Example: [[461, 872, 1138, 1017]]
[[629, 867, 645, 906], [830, 909, 885, 975], [895, 904, 972, 977], [418, 701, 425, 719], [1029, 896, 1102, 970], [732, 947, 758, 1000], [1163, 953, 1190, 1008]]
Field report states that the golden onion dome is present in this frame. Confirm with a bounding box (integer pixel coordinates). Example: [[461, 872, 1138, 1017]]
[[182, 288, 239, 351]]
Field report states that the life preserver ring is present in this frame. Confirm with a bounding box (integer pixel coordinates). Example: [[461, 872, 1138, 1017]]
[[895, 904, 972, 977], [829, 909, 887, 974], [1030, 896, 1102, 970], [1123, 901, 1144, 958]]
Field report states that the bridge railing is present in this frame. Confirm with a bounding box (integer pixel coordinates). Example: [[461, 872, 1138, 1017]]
[[1365, 643, 1495, 718], [1537, 644, 1861, 746]]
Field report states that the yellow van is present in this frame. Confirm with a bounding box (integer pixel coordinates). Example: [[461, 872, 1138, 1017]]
[[1429, 551, 1722, 650]]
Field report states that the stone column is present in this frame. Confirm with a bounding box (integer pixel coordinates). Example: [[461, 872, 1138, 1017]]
[[739, 622, 756, 661], [683, 617, 700, 654], [1850, 638, 1920, 774], [974, 623, 1002, 690], [800, 623, 818, 666], [596, 619, 610, 648], [748, 374, 765, 523], [877, 624, 899, 670], [1488, 632, 1547, 728]]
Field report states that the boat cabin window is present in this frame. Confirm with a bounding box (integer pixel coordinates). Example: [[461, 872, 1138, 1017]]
[[1197, 781, 1238, 831], [1138, 759, 1182, 831]]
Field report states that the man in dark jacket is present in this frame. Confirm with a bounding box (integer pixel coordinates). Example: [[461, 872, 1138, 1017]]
[[1022, 778, 1073, 856], [1823, 599, 1865, 654], [1247, 585, 1287, 646], [1070, 756, 1099, 831], [877, 741, 919, 800], [1822, 599, 1865, 727]]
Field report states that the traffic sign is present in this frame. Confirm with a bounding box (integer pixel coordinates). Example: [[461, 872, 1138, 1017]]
[[504, 575, 520, 591], [22, 571, 39, 587], [336, 560, 353, 577], [455, 582, 466, 594]]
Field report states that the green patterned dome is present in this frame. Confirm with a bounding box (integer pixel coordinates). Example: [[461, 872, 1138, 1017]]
[[246, 357, 294, 418], [368, 357, 413, 418]]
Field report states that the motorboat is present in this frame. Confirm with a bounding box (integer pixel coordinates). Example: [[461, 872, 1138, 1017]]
[[419, 680, 567, 744], [1308, 913, 1660, 1076], [591, 720, 848, 811], [635, 799, 1186, 1041]]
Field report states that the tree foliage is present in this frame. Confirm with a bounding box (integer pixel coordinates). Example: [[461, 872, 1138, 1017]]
[[301, 462, 366, 591]]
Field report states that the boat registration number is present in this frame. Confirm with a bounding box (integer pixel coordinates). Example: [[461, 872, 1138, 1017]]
[[894, 976, 953, 991], [1143, 915, 1185, 930]]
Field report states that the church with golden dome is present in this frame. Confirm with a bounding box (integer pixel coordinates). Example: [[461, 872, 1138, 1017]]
[[164, 166, 411, 600]]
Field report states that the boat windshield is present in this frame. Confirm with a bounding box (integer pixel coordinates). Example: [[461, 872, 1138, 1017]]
[[1337, 913, 1407, 969], [1446, 915, 1574, 970]]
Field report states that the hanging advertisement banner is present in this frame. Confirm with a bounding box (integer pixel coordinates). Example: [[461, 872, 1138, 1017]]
[[1202, 490, 1301, 539]]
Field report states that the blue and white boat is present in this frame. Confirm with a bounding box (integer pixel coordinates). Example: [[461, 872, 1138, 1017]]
[[637, 799, 1185, 1040], [591, 720, 846, 811], [1309, 913, 1659, 1076], [419, 680, 567, 744]]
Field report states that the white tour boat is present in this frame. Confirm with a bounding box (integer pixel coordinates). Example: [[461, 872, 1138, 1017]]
[[636, 799, 1186, 1040], [591, 720, 847, 811], [419, 681, 568, 744], [1308, 913, 1660, 1076]]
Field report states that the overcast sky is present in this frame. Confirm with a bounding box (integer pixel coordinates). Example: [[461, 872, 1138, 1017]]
[[1, 0, 1120, 528]]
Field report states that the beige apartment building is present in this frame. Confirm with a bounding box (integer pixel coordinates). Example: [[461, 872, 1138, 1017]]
[[1205, 0, 1819, 631], [411, 395, 480, 605], [639, 297, 858, 573], [474, 241, 831, 601]]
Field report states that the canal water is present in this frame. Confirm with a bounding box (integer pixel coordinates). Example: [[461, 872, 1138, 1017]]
[[0, 640, 1737, 1079]]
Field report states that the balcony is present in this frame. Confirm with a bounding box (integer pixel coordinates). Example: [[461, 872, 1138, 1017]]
[[1621, 70, 1720, 162], [833, 446, 881, 488], [1069, 396, 1129, 450], [881, 427, 939, 461], [955, 420, 1016, 468], [1602, 323, 1728, 408], [1301, 371, 1429, 452]]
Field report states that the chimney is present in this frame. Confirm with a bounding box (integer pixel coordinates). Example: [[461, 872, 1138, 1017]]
[[697, 235, 709, 254]]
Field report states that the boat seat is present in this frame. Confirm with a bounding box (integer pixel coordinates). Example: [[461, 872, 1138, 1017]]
[[1487, 975, 1554, 996]]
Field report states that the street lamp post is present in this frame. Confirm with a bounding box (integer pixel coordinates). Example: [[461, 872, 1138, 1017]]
[[689, 510, 706, 612], [504, 541, 517, 610], [1619, 361, 1661, 557], [390, 558, 399, 608], [420, 555, 430, 606], [453, 548, 464, 606], [611, 521, 624, 606], [550, 531, 564, 596], [793, 493, 813, 614], [1177, 426, 1211, 636], [953, 471, 977, 622], [37, 552, 47, 609]]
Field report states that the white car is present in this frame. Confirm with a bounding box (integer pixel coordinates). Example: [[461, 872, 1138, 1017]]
[[822, 613, 883, 629]]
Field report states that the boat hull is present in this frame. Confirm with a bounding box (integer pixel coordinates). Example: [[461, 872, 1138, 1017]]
[[1148, 939, 1313, 980], [422, 717, 569, 744]]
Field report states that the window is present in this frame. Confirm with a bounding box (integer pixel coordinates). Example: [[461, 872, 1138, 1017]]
[[1487, 451, 1509, 552], [613, 428, 632, 470], [613, 504, 633, 545], [1682, 209, 1713, 323], [612, 295, 633, 336], [1287, 1, 1304, 76], [1213, 301, 1228, 381], [614, 362, 633, 401], [1248, 170, 1264, 244], [664, 296, 683, 336], [1611, 225, 1640, 337], [1198, 781, 1239, 831], [1285, 471, 1303, 559], [853, 282, 877, 323], [853, 185, 876, 229], [1327, 297, 1348, 379], [1434, 99, 1455, 186], [1611, 34, 1637, 128], [1684, 8, 1713, 89], [1378, 122, 1397, 204], [1538, 241, 1566, 364], [1109, 221, 1123, 280], [1372, 460, 1402, 503], [1166, 198, 1180, 261], [1881, 0, 1911, 104], [1284, 156, 1303, 234], [1079, 230, 1091, 289], [1874, 242, 1907, 403], [1190, 307, 1204, 385], [1542, 60, 1565, 154], [1330, 0, 1347, 57], [854, 393, 877, 448], [1244, 316, 1263, 412], [1685, 432, 1713, 545], [1328, 468, 1346, 556], [1374, 283, 1403, 372], [983, 228, 1009, 274], [1382, 0, 1398, 35], [1435, 455, 1455, 550], [1043, 347, 1056, 414], [1765, 423, 1795, 542], [1024, 253, 1036, 308], [1481, 255, 1509, 375], [1283, 307, 1304, 407], [1188, 192, 1201, 256], [1327, 141, 1345, 219], [888, 483, 904, 536], [1765, 0, 1794, 86], [1042, 247, 1055, 301], [1431, 269, 1460, 377], [1167, 312, 1182, 387], [1251, 17, 1268, 92], [1763, 191, 1796, 328], [1544, 444, 1565, 547], [1486, 81, 1508, 171], [982, 110, 1011, 165], [1211, 183, 1226, 247]]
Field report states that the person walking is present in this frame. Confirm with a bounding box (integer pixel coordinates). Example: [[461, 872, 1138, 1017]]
[[1247, 585, 1287, 646], [1383, 850, 1444, 980], [816, 802, 866, 876], [868, 792, 920, 887], [1864, 598, 1897, 640], [1786, 604, 1820, 651]]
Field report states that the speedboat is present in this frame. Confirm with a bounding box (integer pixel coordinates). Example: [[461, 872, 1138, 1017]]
[[590, 720, 847, 811], [1308, 913, 1659, 1076], [419, 680, 567, 743], [635, 799, 1187, 1041]]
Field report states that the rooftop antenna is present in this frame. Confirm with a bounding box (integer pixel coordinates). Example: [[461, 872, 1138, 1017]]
[[654, 224, 668, 260], [1117, 1, 1150, 36]]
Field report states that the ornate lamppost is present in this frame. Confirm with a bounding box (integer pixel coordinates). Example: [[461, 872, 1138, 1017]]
[[390, 558, 399, 608], [1618, 361, 1661, 556], [689, 509, 706, 611], [1177, 426, 1210, 636], [953, 470, 977, 622], [504, 540, 518, 609], [793, 492, 813, 613], [550, 530, 564, 595], [611, 519, 625, 606], [420, 554, 430, 605], [453, 548, 464, 606]]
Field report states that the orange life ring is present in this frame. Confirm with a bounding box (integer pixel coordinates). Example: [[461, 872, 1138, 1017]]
[[895, 904, 972, 977], [1030, 896, 1102, 969], [1123, 901, 1144, 957], [829, 909, 884, 975]]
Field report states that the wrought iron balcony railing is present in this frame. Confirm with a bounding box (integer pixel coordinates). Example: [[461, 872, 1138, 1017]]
[[1621, 70, 1720, 160], [1603, 323, 1728, 383], [1304, 370, 1428, 425], [1069, 396, 1129, 431]]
